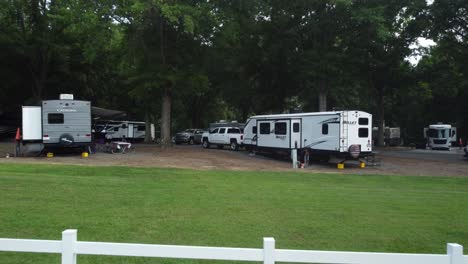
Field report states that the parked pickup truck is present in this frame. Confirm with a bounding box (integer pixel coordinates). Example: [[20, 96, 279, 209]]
[[202, 127, 243, 150], [174, 129, 205, 144]]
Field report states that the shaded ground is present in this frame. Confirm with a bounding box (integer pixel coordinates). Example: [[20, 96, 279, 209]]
[[0, 142, 467, 176]]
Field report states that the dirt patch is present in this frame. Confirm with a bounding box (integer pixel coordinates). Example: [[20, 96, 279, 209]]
[[0, 142, 467, 177], [0, 143, 292, 172]]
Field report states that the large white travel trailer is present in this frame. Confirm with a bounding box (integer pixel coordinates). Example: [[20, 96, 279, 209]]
[[93, 120, 154, 142], [243, 111, 372, 160], [22, 94, 92, 150], [424, 123, 456, 150]]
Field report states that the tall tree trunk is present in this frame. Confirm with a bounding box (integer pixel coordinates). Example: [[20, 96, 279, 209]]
[[190, 98, 200, 128], [158, 10, 172, 147], [144, 112, 152, 143], [160, 88, 172, 147], [377, 88, 385, 146], [318, 80, 327, 112]]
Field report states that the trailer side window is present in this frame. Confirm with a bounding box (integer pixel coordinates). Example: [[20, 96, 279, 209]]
[[322, 124, 328, 135], [293, 123, 300, 133], [274, 122, 287, 135], [359, 118, 369, 125], [359, 128, 369, 137], [260, 123, 270, 134], [252, 126, 257, 134], [48, 113, 64, 124], [137, 125, 145, 131]]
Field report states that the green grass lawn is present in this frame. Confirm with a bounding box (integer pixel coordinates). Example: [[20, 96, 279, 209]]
[[0, 164, 467, 264]]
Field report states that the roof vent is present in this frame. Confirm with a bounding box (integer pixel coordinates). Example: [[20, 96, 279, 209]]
[[60, 94, 74, 100]]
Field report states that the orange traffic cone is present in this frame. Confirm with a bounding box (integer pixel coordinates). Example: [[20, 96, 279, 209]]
[[15, 128, 21, 142]]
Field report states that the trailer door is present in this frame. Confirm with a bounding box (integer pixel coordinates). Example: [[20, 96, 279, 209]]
[[128, 124, 134, 138], [291, 119, 301, 149]]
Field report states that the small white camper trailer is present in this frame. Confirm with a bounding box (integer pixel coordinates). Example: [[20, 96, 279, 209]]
[[424, 123, 456, 150], [243, 111, 372, 160], [22, 94, 92, 151], [93, 120, 154, 142]]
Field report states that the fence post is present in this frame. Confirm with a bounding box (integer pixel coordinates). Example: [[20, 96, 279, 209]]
[[263, 237, 275, 264], [62, 229, 77, 264], [447, 243, 463, 264]]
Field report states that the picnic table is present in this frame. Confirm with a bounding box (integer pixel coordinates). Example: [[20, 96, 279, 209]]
[[110, 141, 132, 154]]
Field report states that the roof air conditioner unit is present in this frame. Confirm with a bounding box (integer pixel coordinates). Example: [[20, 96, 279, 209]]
[[60, 94, 74, 100]]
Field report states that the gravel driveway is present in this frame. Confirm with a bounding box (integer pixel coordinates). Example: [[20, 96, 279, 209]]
[[0, 142, 467, 177]]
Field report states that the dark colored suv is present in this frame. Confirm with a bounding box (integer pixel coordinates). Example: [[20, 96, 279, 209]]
[[174, 129, 204, 144]]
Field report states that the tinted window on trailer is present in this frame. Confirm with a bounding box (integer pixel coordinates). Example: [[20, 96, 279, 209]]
[[260, 123, 270, 134], [137, 125, 145, 131], [48, 113, 64, 124], [293, 123, 300, 133], [274, 122, 287, 135], [322, 124, 329, 135], [359, 118, 369, 125], [219, 128, 226, 134], [359, 128, 369, 137], [227, 128, 240, 134], [252, 126, 257, 134]]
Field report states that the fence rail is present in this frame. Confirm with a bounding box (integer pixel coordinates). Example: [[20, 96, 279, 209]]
[[0, 229, 467, 264]]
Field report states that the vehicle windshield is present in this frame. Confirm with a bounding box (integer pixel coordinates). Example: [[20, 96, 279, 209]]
[[427, 128, 450, 139]]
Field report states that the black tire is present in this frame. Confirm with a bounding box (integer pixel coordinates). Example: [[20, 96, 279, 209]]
[[202, 139, 210, 149], [230, 140, 239, 151], [217, 144, 224, 149], [189, 138, 194, 145]]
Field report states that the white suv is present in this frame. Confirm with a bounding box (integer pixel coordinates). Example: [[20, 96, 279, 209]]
[[202, 127, 243, 150]]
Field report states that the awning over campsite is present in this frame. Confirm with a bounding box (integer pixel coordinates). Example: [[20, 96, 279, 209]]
[[91, 107, 127, 120]]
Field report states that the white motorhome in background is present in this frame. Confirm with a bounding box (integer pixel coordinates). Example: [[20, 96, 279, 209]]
[[22, 94, 92, 151], [243, 111, 372, 161], [93, 120, 154, 142], [424, 123, 456, 150]]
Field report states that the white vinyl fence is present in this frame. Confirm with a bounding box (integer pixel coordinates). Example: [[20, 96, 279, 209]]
[[0, 230, 467, 264]]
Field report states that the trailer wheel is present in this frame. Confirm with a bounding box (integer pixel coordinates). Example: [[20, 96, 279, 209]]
[[202, 139, 210, 149], [230, 140, 239, 151]]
